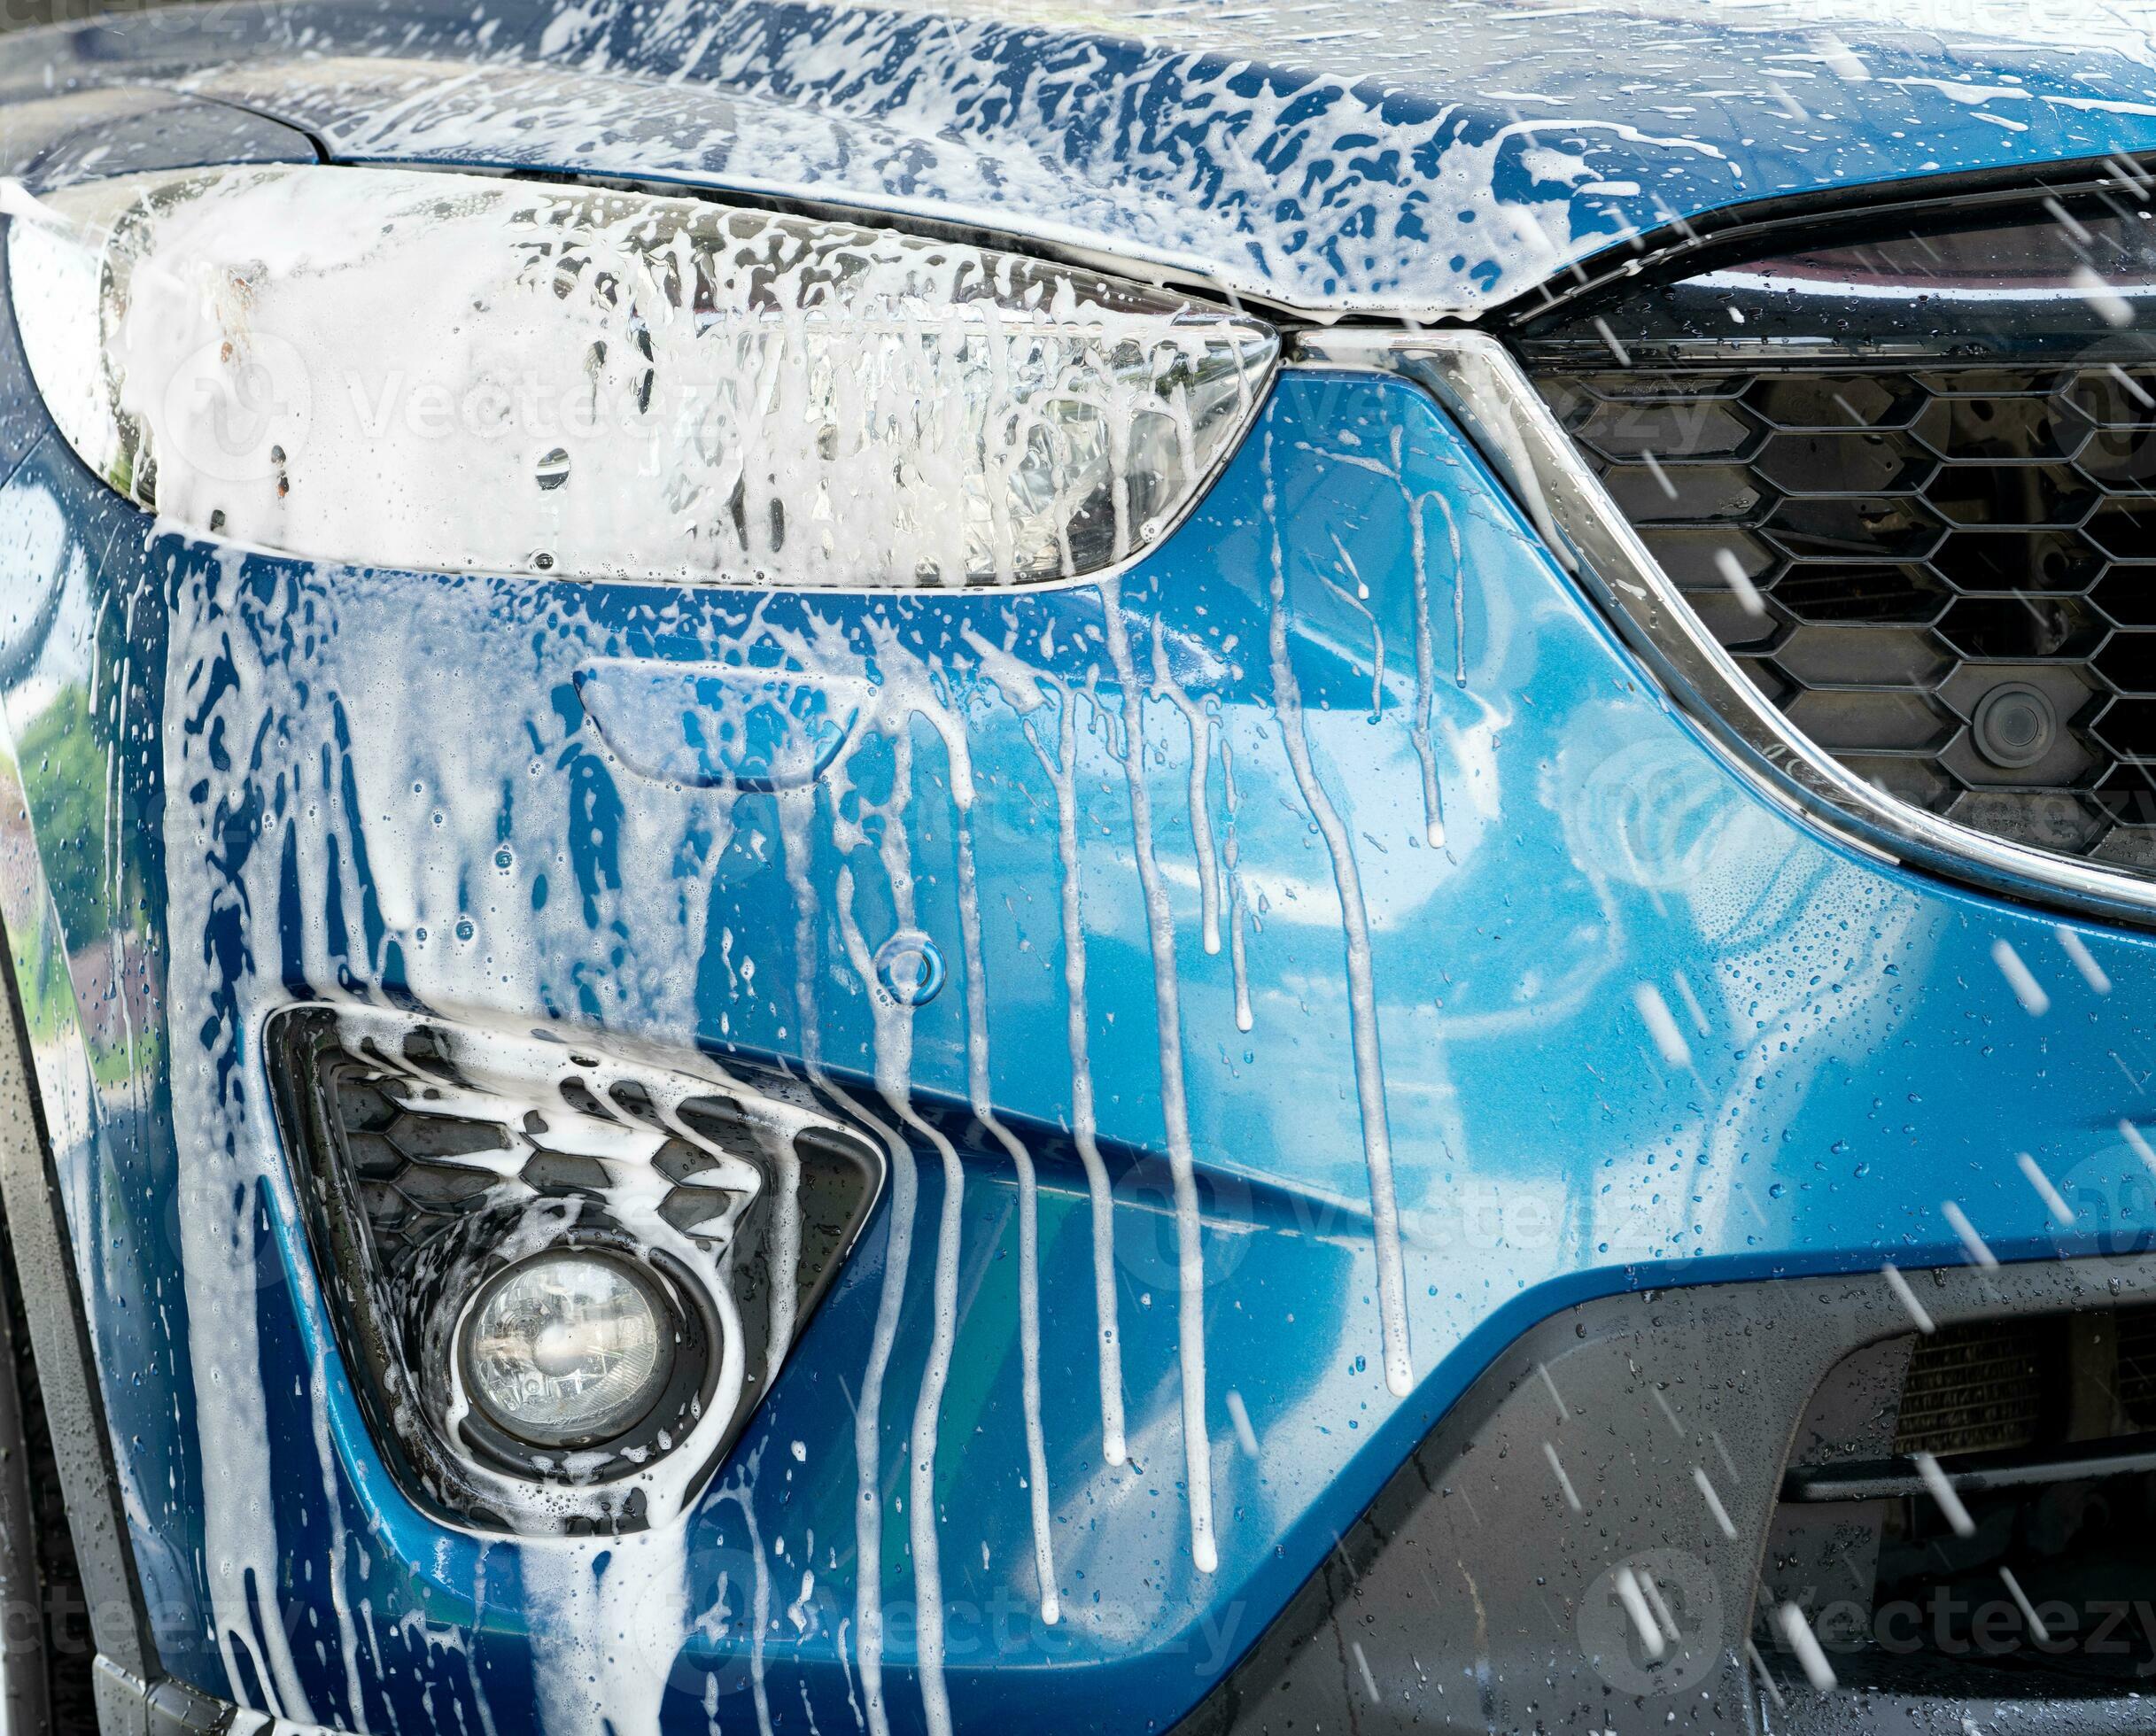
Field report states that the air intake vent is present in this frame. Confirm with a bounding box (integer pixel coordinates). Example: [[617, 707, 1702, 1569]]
[[1765, 1300, 2156, 1699], [268, 1005, 881, 1532], [1519, 183, 2156, 884], [1891, 1317, 2045, 1458]]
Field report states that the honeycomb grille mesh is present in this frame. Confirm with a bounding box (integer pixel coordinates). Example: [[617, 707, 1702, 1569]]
[[329, 1062, 749, 1264], [1537, 365, 2156, 868]]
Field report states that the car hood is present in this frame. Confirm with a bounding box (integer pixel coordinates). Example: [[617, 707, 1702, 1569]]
[[3, 0, 2155, 319]]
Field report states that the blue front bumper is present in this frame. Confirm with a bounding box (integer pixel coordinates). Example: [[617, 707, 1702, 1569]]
[[3, 296, 2154, 1732]]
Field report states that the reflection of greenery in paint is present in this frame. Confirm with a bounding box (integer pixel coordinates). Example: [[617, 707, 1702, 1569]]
[[18, 686, 114, 948], [0, 727, 161, 1089], [13, 923, 76, 1049]]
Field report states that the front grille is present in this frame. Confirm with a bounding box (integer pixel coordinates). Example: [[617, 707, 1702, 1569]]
[[1536, 363, 2156, 867], [1516, 177, 2156, 888]]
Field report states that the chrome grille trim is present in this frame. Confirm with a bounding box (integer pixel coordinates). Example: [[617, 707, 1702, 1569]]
[[1533, 363, 2156, 865], [1289, 330, 2156, 928]]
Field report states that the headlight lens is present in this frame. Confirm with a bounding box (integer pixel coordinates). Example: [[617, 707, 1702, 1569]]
[[461, 1251, 674, 1449], [7, 164, 1276, 585]]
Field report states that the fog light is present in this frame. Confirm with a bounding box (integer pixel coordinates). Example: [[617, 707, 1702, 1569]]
[[461, 1252, 674, 1449]]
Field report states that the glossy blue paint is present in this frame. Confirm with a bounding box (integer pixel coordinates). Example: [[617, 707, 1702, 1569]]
[[2, 304, 2155, 1730], [3, 2, 2154, 316]]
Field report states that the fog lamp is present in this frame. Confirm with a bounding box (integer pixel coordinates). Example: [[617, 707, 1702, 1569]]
[[461, 1251, 675, 1449]]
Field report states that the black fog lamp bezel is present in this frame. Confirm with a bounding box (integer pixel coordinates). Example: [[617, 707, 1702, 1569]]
[[262, 1004, 885, 1534]]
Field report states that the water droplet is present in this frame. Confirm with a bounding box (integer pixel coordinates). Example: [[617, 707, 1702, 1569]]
[[535, 446, 571, 491]]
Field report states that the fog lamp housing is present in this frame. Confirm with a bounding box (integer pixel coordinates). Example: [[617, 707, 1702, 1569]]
[[266, 1006, 883, 1534]]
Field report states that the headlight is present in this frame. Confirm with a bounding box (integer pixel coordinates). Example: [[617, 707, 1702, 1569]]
[[7, 164, 1276, 585]]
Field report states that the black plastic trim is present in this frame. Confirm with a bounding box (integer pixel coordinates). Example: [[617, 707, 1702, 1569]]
[[0, 1174, 52, 1732], [1498, 149, 2156, 334], [0, 897, 149, 1685], [92, 1655, 254, 1735], [1175, 1253, 2156, 1736], [1783, 1430, 2156, 1503]]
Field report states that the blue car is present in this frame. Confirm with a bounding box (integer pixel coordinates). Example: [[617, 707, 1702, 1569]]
[[0, 2, 2152, 1731]]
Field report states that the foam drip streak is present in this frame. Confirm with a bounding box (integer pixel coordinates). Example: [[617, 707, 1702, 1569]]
[[163, 563, 320, 1726], [305, 1343, 369, 1724], [953, 808, 1060, 1623], [1262, 431, 1415, 1400], [1398, 428, 1456, 845], [1099, 577, 1216, 1575], [831, 852, 922, 1736], [833, 728, 958, 1736], [873, 726, 963, 1736], [1150, 628, 1223, 956], [1219, 739, 1254, 1035], [723, 1469, 778, 1736], [1023, 689, 1127, 1467], [906, 1117, 965, 1736], [772, 777, 835, 1372]]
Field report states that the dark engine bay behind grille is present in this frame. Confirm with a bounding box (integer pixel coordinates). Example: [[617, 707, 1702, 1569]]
[[1517, 176, 2156, 885], [1533, 363, 2156, 867]]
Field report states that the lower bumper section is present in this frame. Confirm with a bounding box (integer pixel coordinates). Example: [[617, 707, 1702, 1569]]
[[93, 1657, 246, 1734], [96, 1251, 2156, 1735], [1180, 1253, 2156, 1736]]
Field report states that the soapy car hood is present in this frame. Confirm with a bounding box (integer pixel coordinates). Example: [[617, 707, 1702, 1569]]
[[4, 0, 2155, 320]]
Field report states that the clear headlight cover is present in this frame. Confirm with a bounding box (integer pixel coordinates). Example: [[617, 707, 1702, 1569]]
[[6, 165, 1277, 586]]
